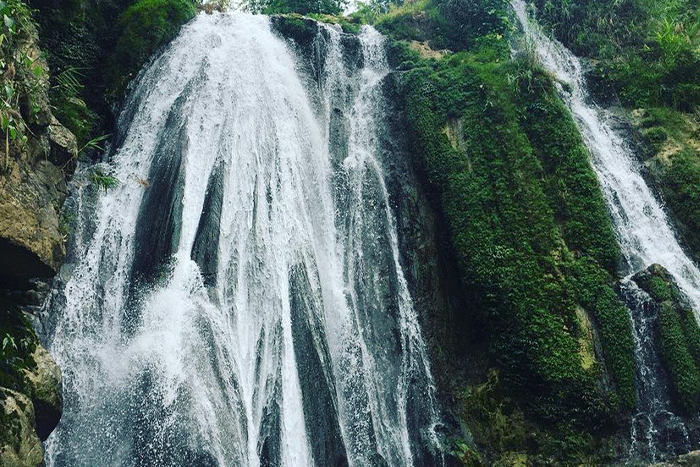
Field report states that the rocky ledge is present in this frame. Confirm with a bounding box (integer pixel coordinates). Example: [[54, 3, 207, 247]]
[[0, 345, 62, 466], [651, 450, 700, 466]]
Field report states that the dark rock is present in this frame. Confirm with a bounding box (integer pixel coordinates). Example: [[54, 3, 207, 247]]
[[270, 15, 319, 49], [21, 345, 63, 441], [0, 388, 44, 467], [191, 160, 224, 288], [289, 264, 349, 467], [582, 59, 619, 108], [48, 116, 78, 170]]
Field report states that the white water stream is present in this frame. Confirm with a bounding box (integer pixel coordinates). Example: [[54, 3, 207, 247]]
[[512, 0, 700, 311], [45, 13, 441, 467], [512, 0, 700, 461]]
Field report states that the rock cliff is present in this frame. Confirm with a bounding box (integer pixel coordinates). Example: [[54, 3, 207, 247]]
[[0, 2, 73, 465]]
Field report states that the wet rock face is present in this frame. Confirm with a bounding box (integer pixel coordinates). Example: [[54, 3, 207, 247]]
[[22, 345, 63, 441], [0, 12, 76, 286], [0, 388, 45, 467], [0, 156, 68, 283]]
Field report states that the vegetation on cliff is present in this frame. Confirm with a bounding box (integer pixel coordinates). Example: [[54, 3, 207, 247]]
[[0, 0, 47, 169], [397, 44, 632, 464], [361, 0, 644, 463], [634, 265, 700, 414], [29, 0, 198, 151], [530, 2, 700, 420], [0, 302, 38, 392], [109, 0, 198, 97], [531, 0, 700, 111], [1, 0, 698, 465], [529, 0, 700, 270]]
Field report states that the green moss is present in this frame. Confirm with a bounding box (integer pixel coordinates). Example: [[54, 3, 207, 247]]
[[649, 275, 674, 302], [681, 308, 700, 369], [107, 0, 197, 98], [516, 68, 619, 271], [305, 13, 361, 34], [567, 258, 636, 410], [250, 0, 345, 15], [399, 38, 633, 440], [52, 92, 99, 149], [659, 149, 700, 261], [460, 370, 617, 465], [657, 301, 700, 413], [270, 15, 318, 47]]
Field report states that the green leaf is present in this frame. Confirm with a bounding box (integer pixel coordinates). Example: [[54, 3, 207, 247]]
[[4, 14, 14, 31], [4, 84, 13, 100], [9, 125, 17, 139]]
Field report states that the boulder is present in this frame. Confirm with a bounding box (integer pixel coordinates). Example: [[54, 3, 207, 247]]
[[0, 156, 67, 281], [0, 388, 44, 467], [48, 116, 78, 171], [21, 345, 62, 441], [632, 263, 686, 306]]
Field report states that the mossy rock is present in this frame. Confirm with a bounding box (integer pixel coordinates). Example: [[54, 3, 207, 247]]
[[633, 264, 700, 413], [270, 15, 319, 47], [0, 387, 44, 467], [107, 0, 197, 98]]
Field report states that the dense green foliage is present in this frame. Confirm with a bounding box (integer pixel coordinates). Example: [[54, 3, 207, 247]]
[[0, 300, 38, 392], [29, 0, 196, 150], [250, 0, 345, 15], [109, 0, 197, 97], [532, 0, 700, 110], [634, 267, 700, 413], [629, 107, 700, 264], [658, 302, 700, 413], [659, 149, 700, 261], [567, 258, 636, 409], [374, 0, 507, 52], [397, 32, 633, 460], [0, 0, 46, 169], [29, 0, 127, 147]]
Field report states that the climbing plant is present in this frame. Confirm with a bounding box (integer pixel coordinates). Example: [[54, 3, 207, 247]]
[[0, 0, 43, 170]]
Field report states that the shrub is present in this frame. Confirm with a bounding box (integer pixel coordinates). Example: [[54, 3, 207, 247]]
[[0, 300, 38, 392], [659, 149, 700, 262], [250, 0, 346, 15], [531, 0, 700, 110], [657, 301, 700, 413], [375, 0, 507, 52], [108, 0, 197, 97]]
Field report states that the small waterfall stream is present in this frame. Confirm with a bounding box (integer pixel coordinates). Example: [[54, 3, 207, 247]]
[[44, 12, 442, 467], [513, 0, 700, 461]]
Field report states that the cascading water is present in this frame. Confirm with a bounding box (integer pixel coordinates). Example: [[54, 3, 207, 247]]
[[44, 12, 442, 467], [512, 0, 700, 461]]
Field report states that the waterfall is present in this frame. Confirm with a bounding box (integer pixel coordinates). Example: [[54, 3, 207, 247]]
[[512, 0, 700, 461], [511, 1, 700, 309], [44, 12, 442, 467]]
